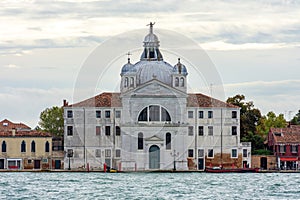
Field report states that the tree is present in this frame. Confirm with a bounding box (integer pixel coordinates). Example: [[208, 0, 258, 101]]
[[39, 106, 64, 136], [291, 110, 300, 125], [256, 111, 286, 136], [241, 132, 265, 154], [226, 94, 262, 139]]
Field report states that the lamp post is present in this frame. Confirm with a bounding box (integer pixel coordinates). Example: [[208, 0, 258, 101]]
[[67, 149, 73, 170], [170, 149, 179, 171]]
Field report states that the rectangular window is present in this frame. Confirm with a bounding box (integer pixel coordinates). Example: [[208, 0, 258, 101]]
[[198, 111, 204, 118], [96, 110, 101, 118], [105, 149, 111, 157], [105, 126, 111, 136], [292, 145, 298, 153], [115, 110, 121, 118], [188, 111, 194, 118], [116, 149, 121, 157], [279, 145, 285, 153], [208, 111, 213, 118], [231, 149, 238, 158], [198, 149, 204, 158], [208, 149, 214, 158], [105, 110, 111, 118], [96, 126, 101, 136], [198, 126, 204, 136], [95, 149, 101, 157], [208, 126, 213, 136], [188, 149, 194, 157], [188, 126, 194, 136], [232, 111, 237, 119], [67, 126, 73, 136], [67, 110, 73, 118], [232, 126, 237, 135], [116, 126, 121, 136], [243, 149, 247, 157]]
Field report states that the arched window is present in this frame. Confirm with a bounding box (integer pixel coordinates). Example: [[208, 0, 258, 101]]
[[2, 141, 6, 152], [180, 77, 184, 87], [138, 132, 143, 150], [138, 107, 148, 121], [149, 105, 160, 121], [31, 141, 36, 153], [175, 77, 179, 87], [124, 77, 128, 87], [130, 77, 134, 87], [161, 107, 171, 122], [166, 133, 171, 150], [21, 141, 26, 152], [138, 105, 171, 122], [45, 141, 50, 153]]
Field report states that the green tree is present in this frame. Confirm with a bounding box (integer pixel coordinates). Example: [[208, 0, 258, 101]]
[[241, 132, 265, 154], [291, 110, 300, 125], [226, 94, 262, 139], [256, 111, 286, 136], [39, 106, 64, 136]]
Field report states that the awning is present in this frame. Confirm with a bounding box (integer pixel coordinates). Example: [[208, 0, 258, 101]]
[[280, 157, 298, 161]]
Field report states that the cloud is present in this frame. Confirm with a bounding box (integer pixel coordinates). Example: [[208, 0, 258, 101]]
[[224, 80, 300, 119], [3, 64, 20, 69], [0, 87, 73, 128], [0, 0, 299, 51]]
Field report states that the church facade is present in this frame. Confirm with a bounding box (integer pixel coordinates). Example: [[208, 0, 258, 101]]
[[63, 24, 251, 171]]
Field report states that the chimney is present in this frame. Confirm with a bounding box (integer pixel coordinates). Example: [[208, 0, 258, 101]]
[[63, 99, 68, 107], [12, 128, 16, 136]]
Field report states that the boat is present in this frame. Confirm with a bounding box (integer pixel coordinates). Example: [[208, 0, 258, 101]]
[[109, 168, 118, 173], [205, 167, 259, 173]]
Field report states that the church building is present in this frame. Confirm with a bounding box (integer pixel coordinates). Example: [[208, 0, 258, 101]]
[[63, 23, 251, 171]]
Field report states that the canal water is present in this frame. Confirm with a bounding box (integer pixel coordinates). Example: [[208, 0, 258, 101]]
[[0, 172, 299, 199]]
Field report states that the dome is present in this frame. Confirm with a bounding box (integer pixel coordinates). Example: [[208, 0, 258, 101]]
[[135, 61, 173, 86], [173, 58, 188, 75], [121, 58, 136, 75]]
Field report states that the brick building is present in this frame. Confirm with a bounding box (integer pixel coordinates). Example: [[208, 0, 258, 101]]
[[268, 125, 300, 170]]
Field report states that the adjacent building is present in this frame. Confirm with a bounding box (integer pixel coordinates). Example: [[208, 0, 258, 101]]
[[0, 129, 52, 170], [268, 125, 300, 170], [64, 23, 251, 171]]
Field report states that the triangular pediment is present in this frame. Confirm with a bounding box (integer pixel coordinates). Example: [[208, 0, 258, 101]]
[[145, 135, 163, 141], [121, 79, 187, 98]]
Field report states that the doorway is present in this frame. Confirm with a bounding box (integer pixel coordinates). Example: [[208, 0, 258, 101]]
[[149, 145, 160, 169], [55, 160, 61, 169], [0, 159, 4, 169], [260, 157, 267, 169], [198, 158, 204, 170], [34, 160, 41, 169]]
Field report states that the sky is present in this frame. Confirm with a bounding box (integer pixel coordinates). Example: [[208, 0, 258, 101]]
[[0, 0, 299, 128]]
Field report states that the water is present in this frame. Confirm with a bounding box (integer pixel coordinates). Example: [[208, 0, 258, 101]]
[[0, 172, 300, 199]]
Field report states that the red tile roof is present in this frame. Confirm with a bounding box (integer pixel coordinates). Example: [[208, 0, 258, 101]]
[[270, 126, 300, 144], [187, 93, 239, 108], [67, 92, 239, 108], [67, 92, 238, 108], [0, 130, 52, 137], [0, 119, 31, 131], [68, 92, 122, 107]]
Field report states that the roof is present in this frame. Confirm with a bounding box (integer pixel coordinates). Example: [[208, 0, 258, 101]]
[[270, 126, 300, 144], [67, 92, 237, 109], [68, 92, 122, 107], [0, 130, 52, 137], [187, 93, 239, 108], [0, 119, 31, 131]]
